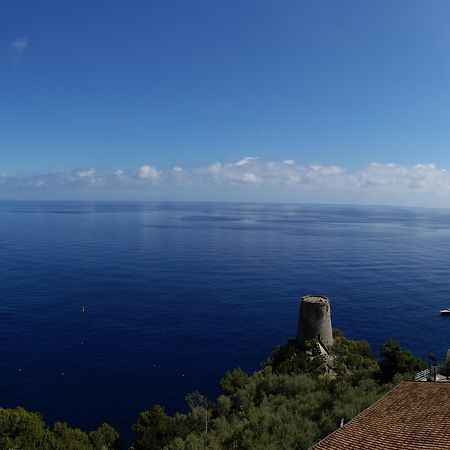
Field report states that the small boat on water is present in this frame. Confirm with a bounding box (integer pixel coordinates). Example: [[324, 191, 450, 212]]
[[440, 308, 450, 314]]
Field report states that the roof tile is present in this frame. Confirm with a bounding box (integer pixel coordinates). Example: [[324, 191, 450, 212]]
[[311, 381, 450, 449]]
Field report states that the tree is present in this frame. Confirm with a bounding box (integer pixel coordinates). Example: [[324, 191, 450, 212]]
[[132, 405, 177, 450], [89, 423, 122, 449], [378, 340, 426, 382], [0, 407, 122, 450], [219, 368, 249, 396], [0, 407, 52, 449], [438, 360, 450, 380], [52, 422, 92, 449]]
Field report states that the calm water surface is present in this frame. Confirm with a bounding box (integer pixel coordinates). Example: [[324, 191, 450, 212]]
[[1, 201, 449, 439]]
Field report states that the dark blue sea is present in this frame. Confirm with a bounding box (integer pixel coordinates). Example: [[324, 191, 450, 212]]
[[1, 201, 449, 441]]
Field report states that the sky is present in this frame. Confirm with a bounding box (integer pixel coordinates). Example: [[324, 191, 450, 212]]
[[2, 0, 450, 205]]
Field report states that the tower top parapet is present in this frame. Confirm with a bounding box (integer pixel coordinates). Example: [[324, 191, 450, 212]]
[[302, 295, 329, 305]]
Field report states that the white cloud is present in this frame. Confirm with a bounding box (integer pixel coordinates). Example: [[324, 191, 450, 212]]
[[138, 164, 161, 181], [242, 172, 262, 184], [354, 162, 450, 192], [208, 162, 222, 175], [309, 164, 343, 176], [12, 37, 28, 52], [164, 158, 450, 192], [72, 168, 104, 185], [234, 157, 258, 166], [76, 168, 96, 178], [4, 158, 450, 206]]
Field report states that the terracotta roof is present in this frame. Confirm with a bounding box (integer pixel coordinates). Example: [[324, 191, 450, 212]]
[[311, 381, 450, 450]]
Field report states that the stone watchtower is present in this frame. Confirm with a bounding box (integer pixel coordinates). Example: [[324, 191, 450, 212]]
[[296, 295, 333, 349]]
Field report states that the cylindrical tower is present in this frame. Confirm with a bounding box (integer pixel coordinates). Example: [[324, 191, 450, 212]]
[[296, 295, 333, 349]]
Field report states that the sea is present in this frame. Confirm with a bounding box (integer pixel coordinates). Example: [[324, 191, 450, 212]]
[[0, 201, 449, 441]]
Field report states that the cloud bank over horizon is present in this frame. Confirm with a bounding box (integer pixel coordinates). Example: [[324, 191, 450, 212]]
[[1, 158, 450, 207]]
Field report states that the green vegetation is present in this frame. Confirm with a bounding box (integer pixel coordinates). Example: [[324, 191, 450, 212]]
[[0, 334, 427, 449], [130, 333, 426, 449], [438, 360, 450, 379], [378, 339, 426, 382], [0, 407, 121, 450]]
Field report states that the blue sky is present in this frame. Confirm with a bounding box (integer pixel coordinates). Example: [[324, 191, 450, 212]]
[[2, 1, 450, 205]]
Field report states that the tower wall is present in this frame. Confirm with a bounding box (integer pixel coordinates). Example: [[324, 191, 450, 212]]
[[296, 295, 333, 349]]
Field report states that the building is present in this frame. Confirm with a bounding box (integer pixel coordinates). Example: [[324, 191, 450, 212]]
[[311, 381, 450, 449], [296, 295, 333, 350]]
